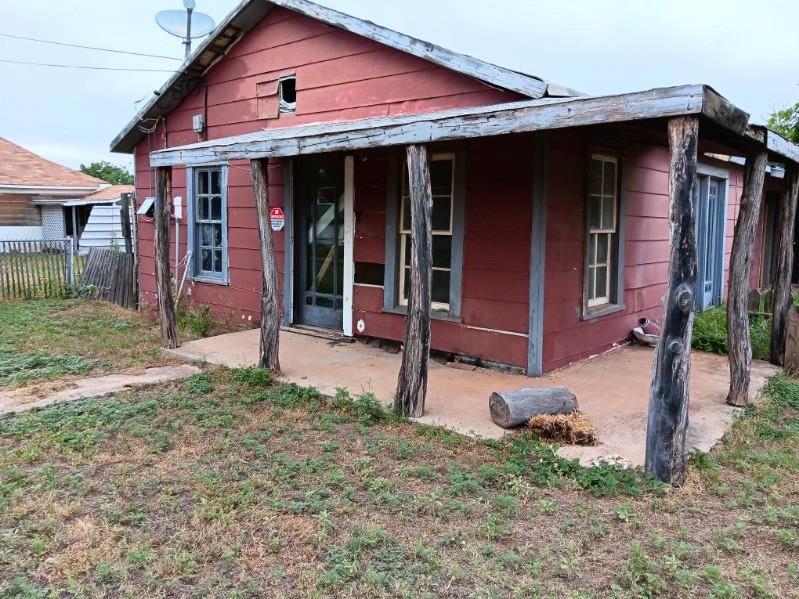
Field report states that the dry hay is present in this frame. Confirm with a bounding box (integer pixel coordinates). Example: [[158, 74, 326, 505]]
[[527, 411, 598, 446]]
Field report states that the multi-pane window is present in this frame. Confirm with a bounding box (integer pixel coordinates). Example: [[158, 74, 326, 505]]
[[398, 154, 455, 310], [586, 155, 618, 308], [193, 167, 226, 279]]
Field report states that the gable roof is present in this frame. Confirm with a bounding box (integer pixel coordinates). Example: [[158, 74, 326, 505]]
[[0, 137, 103, 190], [111, 0, 575, 154]]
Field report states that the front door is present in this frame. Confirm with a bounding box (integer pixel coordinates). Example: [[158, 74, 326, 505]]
[[696, 175, 726, 309], [295, 157, 345, 330]]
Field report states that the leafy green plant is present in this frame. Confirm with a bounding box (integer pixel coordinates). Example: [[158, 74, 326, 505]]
[[692, 306, 770, 360]]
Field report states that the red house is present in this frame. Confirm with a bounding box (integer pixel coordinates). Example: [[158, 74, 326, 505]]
[[111, 0, 798, 376]]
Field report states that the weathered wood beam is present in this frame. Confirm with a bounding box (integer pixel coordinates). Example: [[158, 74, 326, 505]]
[[394, 144, 432, 418], [771, 163, 799, 365], [153, 167, 179, 349], [645, 116, 700, 486], [250, 158, 281, 372], [726, 150, 768, 407], [272, 0, 548, 98], [150, 85, 745, 167]]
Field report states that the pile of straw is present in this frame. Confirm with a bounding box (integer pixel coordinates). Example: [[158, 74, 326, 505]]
[[527, 411, 598, 446]]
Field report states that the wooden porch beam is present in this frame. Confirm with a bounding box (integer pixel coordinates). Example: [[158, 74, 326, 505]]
[[771, 163, 799, 365], [150, 85, 753, 168], [250, 158, 282, 372], [153, 167, 179, 349], [645, 116, 700, 486], [394, 144, 432, 418], [726, 149, 768, 407]]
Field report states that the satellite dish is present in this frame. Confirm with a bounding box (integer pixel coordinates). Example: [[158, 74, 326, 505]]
[[155, 10, 215, 39], [156, 2, 215, 60]]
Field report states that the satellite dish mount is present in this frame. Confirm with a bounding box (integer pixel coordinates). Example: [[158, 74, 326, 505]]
[[156, 0, 215, 61]]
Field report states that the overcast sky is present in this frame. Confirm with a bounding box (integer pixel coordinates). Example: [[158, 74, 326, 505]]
[[1, 0, 798, 173]]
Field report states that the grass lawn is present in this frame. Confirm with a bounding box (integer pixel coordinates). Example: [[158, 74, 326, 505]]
[[0, 300, 183, 388], [0, 301, 798, 597]]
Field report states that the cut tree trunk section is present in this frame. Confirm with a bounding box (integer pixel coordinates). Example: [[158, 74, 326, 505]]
[[394, 144, 432, 418], [645, 116, 699, 486], [251, 158, 281, 372], [726, 149, 768, 407], [154, 167, 179, 349], [771, 163, 799, 366], [489, 387, 578, 429]]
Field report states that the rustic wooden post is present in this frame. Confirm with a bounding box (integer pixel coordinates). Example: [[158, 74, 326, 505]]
[[154, 167, 179, 349], [726, 150, 768, 407], [770, 163, 799, 365], [120, 192, 133, 256], [645, 116, 699, 485], [250, 158, 281, 372], [394, 145, 432, 417]]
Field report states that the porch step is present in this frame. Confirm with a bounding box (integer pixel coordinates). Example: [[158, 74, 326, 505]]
[[282, 324, 355, 343]]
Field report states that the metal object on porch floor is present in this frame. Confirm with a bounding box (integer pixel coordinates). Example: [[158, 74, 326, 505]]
[[632, 317, 661, 347], [489, 386, 578, 429]]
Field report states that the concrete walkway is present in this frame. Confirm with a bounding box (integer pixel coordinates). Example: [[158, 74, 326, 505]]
[[168, 329, 779, 466], [0, 365, 201, 415]]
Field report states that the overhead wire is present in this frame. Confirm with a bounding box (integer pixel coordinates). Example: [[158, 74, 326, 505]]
[[0, 32, 182, 61], [0, 58, 178, 72]]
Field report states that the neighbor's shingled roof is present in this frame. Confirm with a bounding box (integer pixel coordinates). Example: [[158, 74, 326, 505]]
[[0, 136, 104, 188], [83, 184, 135, 202]]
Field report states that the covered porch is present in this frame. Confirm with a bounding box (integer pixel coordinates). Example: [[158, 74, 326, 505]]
[[148, 83, 799, 483], [166, 328, 779, 466]]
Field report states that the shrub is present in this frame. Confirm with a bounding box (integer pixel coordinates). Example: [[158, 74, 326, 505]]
[[692, 305, 771, 361], [177, 304, 215, 338]]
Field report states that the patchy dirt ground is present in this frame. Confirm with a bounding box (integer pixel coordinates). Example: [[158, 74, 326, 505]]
[[1, 363, 798, 597]]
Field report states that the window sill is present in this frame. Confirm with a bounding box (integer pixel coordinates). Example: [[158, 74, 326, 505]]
[[190, 275, 229, 287], [382, 305, 462, 324], [581, 303, 625, 321]]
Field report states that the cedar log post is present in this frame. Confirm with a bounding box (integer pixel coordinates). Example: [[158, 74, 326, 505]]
[[726, 150, 768, 407], [645, 116, 699, 485], [394, 144, 432, 417], [154, 167, 179, 349], [770, 163, 799, 365], [251, 158, 281, 372]]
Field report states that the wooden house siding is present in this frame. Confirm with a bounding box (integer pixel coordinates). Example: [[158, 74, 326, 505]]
[[135, 6, 520, 318], [0, 195, 41, 227]]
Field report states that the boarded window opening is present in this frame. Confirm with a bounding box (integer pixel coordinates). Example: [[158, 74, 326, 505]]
[[279, 76, 297, 113]]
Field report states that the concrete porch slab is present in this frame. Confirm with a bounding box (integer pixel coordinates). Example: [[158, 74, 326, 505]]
[[167, 329, 780, 466]]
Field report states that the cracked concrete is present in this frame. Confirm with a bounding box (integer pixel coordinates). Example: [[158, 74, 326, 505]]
[[0, 365, 201, 415]]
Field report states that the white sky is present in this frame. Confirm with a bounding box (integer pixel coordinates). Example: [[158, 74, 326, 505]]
[[1, 0, 798, 173]]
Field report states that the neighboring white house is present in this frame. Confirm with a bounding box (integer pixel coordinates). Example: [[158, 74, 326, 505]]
[[0, 136, 133, 251]]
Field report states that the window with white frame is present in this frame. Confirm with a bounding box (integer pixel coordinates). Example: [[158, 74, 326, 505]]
[[398, 154, 455, 310], [586, 154, 619, 308], [192, 167, 227, 280]]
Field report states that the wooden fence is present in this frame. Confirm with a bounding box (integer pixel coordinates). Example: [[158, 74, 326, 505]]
[[0, 239, 84, 300], [80, 247, 137, 309]]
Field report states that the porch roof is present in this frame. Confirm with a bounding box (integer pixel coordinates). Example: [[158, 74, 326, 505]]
[[149, 84, 798, 168]]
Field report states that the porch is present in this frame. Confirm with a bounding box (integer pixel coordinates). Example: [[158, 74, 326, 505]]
[[166, 329, 779, 466]]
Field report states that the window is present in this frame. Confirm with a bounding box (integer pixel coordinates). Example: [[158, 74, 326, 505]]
[[585, 154, 619, 309], [190, 167, 227, 282], [279, 75, 297, 113], [398, 154, 455, 310]]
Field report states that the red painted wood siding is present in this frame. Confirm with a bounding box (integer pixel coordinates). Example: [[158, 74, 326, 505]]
[[541, 136, 767, 372], [134, 5, 521, 319], [352, 137, 534, 368]]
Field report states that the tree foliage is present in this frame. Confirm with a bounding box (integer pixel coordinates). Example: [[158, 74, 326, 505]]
[[79, 161, 134, 185], [768, 102, 799, 143]]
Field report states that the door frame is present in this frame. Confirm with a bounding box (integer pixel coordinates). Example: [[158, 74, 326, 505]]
[[695, 163, 729, 310], [282, 155, 354, 334]]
